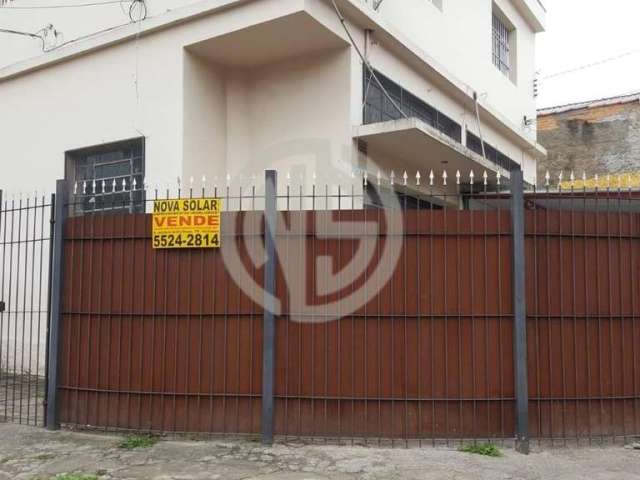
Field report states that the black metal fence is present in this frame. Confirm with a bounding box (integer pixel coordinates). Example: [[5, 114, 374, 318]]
[[0, 190, 54, 426]]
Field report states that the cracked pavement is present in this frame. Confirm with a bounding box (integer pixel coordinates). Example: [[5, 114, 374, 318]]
[[0, 423, 638, 479]]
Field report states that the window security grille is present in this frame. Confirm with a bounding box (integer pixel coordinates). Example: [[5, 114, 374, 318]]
[[363, 69, 462, 143], [466, 132, 519, 172], [67, 139, 145, 215], [492, 13, 511, 76]]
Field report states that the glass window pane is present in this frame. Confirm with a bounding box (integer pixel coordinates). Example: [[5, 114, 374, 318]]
[[95, 161, 131, 179]]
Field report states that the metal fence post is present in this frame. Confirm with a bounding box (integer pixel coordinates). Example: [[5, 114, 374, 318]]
[[262, 170, 277, 445], [46, 179, 68, 430], [510, 169, 529, 454]]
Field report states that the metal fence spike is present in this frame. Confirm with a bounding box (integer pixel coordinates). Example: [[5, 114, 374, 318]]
[[442, 170, 448, 186], [390, 170, 396, 185], [483, 170, 488, 186], [101, 180, 106, 192], [416, 170, 421, 186], [455, 170, 461, 185], [496, 171, 501, 185], [377, 170, 381, 186], [74, 182, 78, 195], [132, 178, 137, 189], [469, 170, 475, 184], [363, 171, 368, 186], [429, 170, 434, 186], [403, 170, 408, 185]]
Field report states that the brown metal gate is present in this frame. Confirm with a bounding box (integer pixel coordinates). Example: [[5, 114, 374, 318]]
[[526, 197, 640, 443], [49, 173, 640, 446], [58, 212, 264, 434]]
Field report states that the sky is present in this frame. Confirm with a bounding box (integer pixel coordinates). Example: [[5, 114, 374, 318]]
[[536, 0, 640, 109]]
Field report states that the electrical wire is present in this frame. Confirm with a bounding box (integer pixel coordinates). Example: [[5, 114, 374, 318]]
[[542, 49, 640, 80], [0, 0, 131, 9], [128, 0, 146, 22], [44, 22, 129, 51], [330, 0, 407, 119], [0, 27, 45, 49], [472, 92, 488, 162], [1, 0, 146, 52]]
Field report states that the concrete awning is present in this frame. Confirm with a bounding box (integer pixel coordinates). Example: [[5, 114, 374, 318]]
[[354, 118, 510, 186], [186, 11, 348, 68]]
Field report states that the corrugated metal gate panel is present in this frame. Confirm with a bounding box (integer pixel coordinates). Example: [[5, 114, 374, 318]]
[[59, 213, 263, 434], [526, 208, 640, 442], [56, 206, 640, 443]]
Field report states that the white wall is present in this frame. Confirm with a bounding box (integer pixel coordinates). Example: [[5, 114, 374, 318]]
[[0, 0, 308, 195], [0, 26, 184, 195], [0, 0, 202, 68], [181, 46, 355, 197], [0, 0, 540, 195], [366, 0, 539, 140], [182, 50, 227, 184]]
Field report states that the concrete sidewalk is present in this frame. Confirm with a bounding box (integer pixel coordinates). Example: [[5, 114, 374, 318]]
[[0, 423, 638, 479]]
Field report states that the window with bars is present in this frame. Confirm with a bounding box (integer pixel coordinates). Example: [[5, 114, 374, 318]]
[[363, 69, 462, 143], [65, 138, 145, 215], [492, 12, 512, 77], [466, 131, 519, 172]]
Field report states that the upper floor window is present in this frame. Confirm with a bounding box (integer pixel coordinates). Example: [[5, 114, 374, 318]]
[[492, 10, 515, 80], [66, 138, 145, 216], [363, 69, 462, 143]]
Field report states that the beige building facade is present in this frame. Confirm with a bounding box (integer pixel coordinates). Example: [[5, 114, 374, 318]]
[[0, 0, 547, 200]]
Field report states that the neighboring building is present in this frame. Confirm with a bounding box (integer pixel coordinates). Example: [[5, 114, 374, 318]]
[[537, 92, 640, 184], [0, 0, 547, 204]]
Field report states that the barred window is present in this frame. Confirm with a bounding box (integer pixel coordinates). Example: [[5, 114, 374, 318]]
[[466, 131, 519, 172], [66, 138, 145, 215], [363, 69, 462, 143], [492, 12, 512, 77]]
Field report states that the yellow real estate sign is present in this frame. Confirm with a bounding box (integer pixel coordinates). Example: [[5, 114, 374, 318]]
[[152, 198, 221, 249]]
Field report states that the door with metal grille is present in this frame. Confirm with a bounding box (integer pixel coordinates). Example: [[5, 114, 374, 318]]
[[0, 190, 54, 426]]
